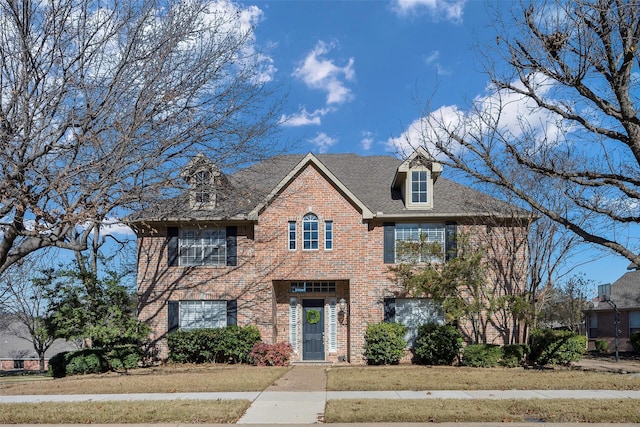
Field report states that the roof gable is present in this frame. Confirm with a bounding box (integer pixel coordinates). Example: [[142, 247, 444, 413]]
[[248, 153, 374, 220]]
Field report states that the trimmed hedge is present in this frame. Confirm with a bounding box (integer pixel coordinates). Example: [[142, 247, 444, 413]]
[[502, 344, 529, 368], [414, 323, 462, 365], [48, 345, 142, 377], [462, 344, 502, 367], [529, 329, 586, 365], [363, 322, 407, 365], [167, 325, 261, 364]]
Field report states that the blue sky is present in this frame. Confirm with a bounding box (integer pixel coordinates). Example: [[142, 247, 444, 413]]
[[232, 0, 629, 288], [96, 0, 629, 288]]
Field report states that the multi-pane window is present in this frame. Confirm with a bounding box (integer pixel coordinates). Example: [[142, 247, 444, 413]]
[[385, 298, 443, 347], [290, 281, 336, 293], [588, 313, 598, 338], [179, 300, 227, 329], [194, 171, 211, 204], [179, 228, 226, 266], [303, 213, 319, 250], [288, 221, 297, 250], [411, 171, 428, 203], [325, 221, 333, 250], [395, 223, 445, 263]]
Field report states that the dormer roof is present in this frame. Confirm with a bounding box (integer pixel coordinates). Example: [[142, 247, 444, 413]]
[[392, 146, 442, 190]]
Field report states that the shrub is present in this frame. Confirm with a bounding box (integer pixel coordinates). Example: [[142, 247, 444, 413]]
[[363, 323, 407, 365], [48, 351, 69, 378], [630, 331, 640, 353], [167, 326, 261, 364], [501, 344, 529, 368], [595, 339, 609, 353], [108, 345, 143, 370], [529, 329, 586, 365], [462, 344, 502, 367], [413, 323, 462, 365], [64, 349, 109, 376], [249, 342, 293, 366]]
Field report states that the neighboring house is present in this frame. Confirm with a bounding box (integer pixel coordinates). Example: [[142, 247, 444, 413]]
[[584, 266, 640, 352], [132, 148, 530, 363], [0, 322, 76, 371]]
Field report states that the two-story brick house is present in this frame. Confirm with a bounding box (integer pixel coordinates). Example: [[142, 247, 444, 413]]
[[132, 148, 529, 363]]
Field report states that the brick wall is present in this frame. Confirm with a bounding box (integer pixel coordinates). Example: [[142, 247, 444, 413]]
[[137, 163, 529, 362]]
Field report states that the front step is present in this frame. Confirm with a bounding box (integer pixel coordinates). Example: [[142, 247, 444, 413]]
[[292, 360, 333, 366]]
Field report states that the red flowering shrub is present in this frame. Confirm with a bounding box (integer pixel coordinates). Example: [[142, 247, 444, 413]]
[[249, 342, 293, 366]]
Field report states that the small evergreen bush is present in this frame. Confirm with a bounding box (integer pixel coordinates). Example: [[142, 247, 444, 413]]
[[595, 339, 609, 353], [529, 329, 586, 365], [167, 326, 261, 364], [630, 331, 640, 353], [414, 323, 462, 365], [249, 342, 293, 366], [363, 323, 407, 365], [462, 344, 502, 367], [63, 349, 109, 376], [501, 344, 529, 367]]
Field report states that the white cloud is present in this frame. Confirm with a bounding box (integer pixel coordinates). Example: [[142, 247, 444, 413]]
[[361, 131, 375, 151], [425, 50, 451, 76], [392, 0, 466, 22], [279, 107, 333, 127], [387, 74, 569, 158], [293, 41, 355, 105], [308, 132, 337, 153], [425, 50, 440, 63]]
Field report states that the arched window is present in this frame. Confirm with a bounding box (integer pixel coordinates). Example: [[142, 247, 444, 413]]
[[302, 213, 319, 250]]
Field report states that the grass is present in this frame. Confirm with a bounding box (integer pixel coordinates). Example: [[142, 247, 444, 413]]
[[325, 399, 640, 423], [327, 365, 640, 390], [0, 364, 290, 395], [0, 400, 250, 424], [2, 363, 640, 424]]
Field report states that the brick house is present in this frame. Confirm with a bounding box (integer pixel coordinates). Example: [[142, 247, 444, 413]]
[[584, 266, 640, 352], [132, 148, 529, 363]]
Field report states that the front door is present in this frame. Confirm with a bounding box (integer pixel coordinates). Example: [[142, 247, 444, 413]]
[[302, 299, 324, 360]]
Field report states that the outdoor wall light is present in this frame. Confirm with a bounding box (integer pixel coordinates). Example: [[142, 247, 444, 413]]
[[339, 298, 347, 313]]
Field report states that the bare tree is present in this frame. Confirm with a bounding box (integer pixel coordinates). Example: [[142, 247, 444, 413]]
[[0, 0, 284, 275], [0, 255, 57, 370], [413, 0, 640, 264]]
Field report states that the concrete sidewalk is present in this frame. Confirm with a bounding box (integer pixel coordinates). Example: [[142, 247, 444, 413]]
[[2, 364, 640, 425]]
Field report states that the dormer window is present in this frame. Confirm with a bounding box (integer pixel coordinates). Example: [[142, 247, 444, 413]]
[[411, 170, 428, 204], [194, 170, 212, 204], [392, 147, 442, 210], [181, 153, 226, 210]]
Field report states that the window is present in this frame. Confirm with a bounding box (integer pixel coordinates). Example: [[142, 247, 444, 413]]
[[588, 313, 598, 338], [384, 298, 443, 346], [179, 227, 226, 266], [630, 311, 640, 335], [13, 359, 24, 369], [194, 170, 211, 204], [288, 221, 297, 250], [411, 170, 428, 203], [395, 223, 445, 263], [325, 221, 333, 250], [290, 281, 336, 293], [179, 300, 227, 329], [303, 213, 319, 250]]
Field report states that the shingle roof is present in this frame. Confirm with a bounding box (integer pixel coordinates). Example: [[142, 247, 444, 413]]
[[130, 153, 527, 223]]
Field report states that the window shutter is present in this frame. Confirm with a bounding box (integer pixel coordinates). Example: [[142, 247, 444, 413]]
[[167, 227, 179, 267], [168, 301, 179, 332], [226, 300, 238, 326], [445, 222, 457, 261], [383, 223, 395, 264], [383, 298, 396, 322], [329, 298, 337, 352], [289, 298, 298, 353], [226, 226, 237, 266]]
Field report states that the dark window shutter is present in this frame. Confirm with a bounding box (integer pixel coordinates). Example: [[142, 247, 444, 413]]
[[226, 300, 238, 326], [383, 223, 395, 264], [168, 301, 179, 332], [383, 298, 396, 323], [167, 227, 179, 267], [445, 222, 457, 261], [226, 226, 237, 266]]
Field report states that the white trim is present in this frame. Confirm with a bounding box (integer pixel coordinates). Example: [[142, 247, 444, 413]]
[[329, 298, 337, 352], [289, 298, 299, 354]]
